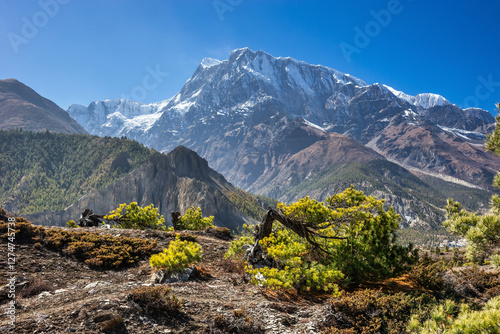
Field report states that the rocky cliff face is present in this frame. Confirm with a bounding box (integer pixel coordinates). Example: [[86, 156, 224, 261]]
[[367, 116, 500, 188], [26, 147, 257, 230], [0, 79, 87, 134]]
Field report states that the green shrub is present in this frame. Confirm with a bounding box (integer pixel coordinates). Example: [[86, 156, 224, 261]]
[[246, 188, 416, 293], [105, 202, 165, 230], [66, 220, 78, 228], [42, 228, 156, 269], [241, 223, 258, 236], [149, 235, 202, 273], [246, 228, 344, 293], [408, 296, 500, 333], [0, 212, 156, 269], [321, 289, 437, 334], [491, 253, 500, 268], [0, 219, 44, 244], [177, 206, 214, 230], [225, 236, 254, 260]]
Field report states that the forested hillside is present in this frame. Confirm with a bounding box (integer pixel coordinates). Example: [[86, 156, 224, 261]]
[[280, 159, 493, 229], [0, 130, 271, 229], [0, 130, 153, 214]]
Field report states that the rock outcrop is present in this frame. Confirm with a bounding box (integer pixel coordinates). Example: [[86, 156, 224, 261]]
[[25, 146, 257, 230]]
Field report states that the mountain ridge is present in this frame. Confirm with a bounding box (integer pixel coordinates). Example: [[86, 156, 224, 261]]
[[0, 79, 87, 134], [48, 48, 500, 226], [25, 146, 260, 229], [0, 130, 264, 229]]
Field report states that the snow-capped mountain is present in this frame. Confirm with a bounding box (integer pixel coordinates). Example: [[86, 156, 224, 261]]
[[68, 99, 169, 138], [383, 85, 450, 109], [68, 48, 500, 227], [72, 48, 493, 143]]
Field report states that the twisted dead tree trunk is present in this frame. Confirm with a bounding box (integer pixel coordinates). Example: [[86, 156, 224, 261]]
[[171, 211, 181, 230], [246, 207, 347, 266], [78, 209, 104, 227]]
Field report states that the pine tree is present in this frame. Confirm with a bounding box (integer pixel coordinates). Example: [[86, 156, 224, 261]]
[[444, 104, 500, 263], [241, 187, 417, 292], [105, 202, 165, 230]]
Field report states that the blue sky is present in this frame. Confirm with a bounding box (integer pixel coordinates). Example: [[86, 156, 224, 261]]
[[0, 0, 499, 112]]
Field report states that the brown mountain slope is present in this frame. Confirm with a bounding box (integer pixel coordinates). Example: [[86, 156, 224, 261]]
[[0, 79, 87, 134], [245, 128, 384, 197], [161, 116, 492, 228], [370, 116, 500, 189]]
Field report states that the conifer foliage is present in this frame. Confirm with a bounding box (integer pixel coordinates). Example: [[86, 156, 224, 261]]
[[105, 202, 166, 230], [0, 131, 152, 214], [242, 187, 416, 293], [149, 235, 203, 273], [444, 104, 500, 263], [176, 206, 214, 230]]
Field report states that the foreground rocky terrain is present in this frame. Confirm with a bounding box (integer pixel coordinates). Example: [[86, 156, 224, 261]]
[[2, 217, 500, 333], [0, 226, 330, 333]]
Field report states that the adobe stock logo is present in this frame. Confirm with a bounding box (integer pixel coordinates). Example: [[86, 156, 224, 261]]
[[339, 0, 406, 64], [463, 74, 500, 109], [8, 0, 71, 54], [121, 65, 170, 102], [213, 0, 242, 21]]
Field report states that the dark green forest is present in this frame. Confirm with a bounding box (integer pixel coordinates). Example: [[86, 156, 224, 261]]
[[0, 130, 153, 214]]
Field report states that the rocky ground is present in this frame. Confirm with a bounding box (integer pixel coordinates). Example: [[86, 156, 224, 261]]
[[0, 227, 331, 333]]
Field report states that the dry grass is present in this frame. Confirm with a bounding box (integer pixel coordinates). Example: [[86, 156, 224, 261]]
[[19, 278, 54, 298], [127, 285, 183, 318]]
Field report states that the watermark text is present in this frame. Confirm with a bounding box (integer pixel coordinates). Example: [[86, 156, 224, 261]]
[[463, 74, 500, 109], [213, 0, 242, 21], [121, 64, 169, 102], [8, 0, 71, 54], [5, 216, 16, 329], [339, 0, 406, 63]]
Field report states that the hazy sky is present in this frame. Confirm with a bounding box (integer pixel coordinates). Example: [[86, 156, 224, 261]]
[[1, 0, 499, 112]]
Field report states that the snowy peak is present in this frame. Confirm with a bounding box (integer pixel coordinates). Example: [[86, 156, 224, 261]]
[[384, 84, 450, 109], [68, 47, 494, 151], [200, 57, 222, 68], [413, 93, 448, 109], [67, 99, 167, 137], [228, 47, 367, 88], [64, 47, 499, 208]]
